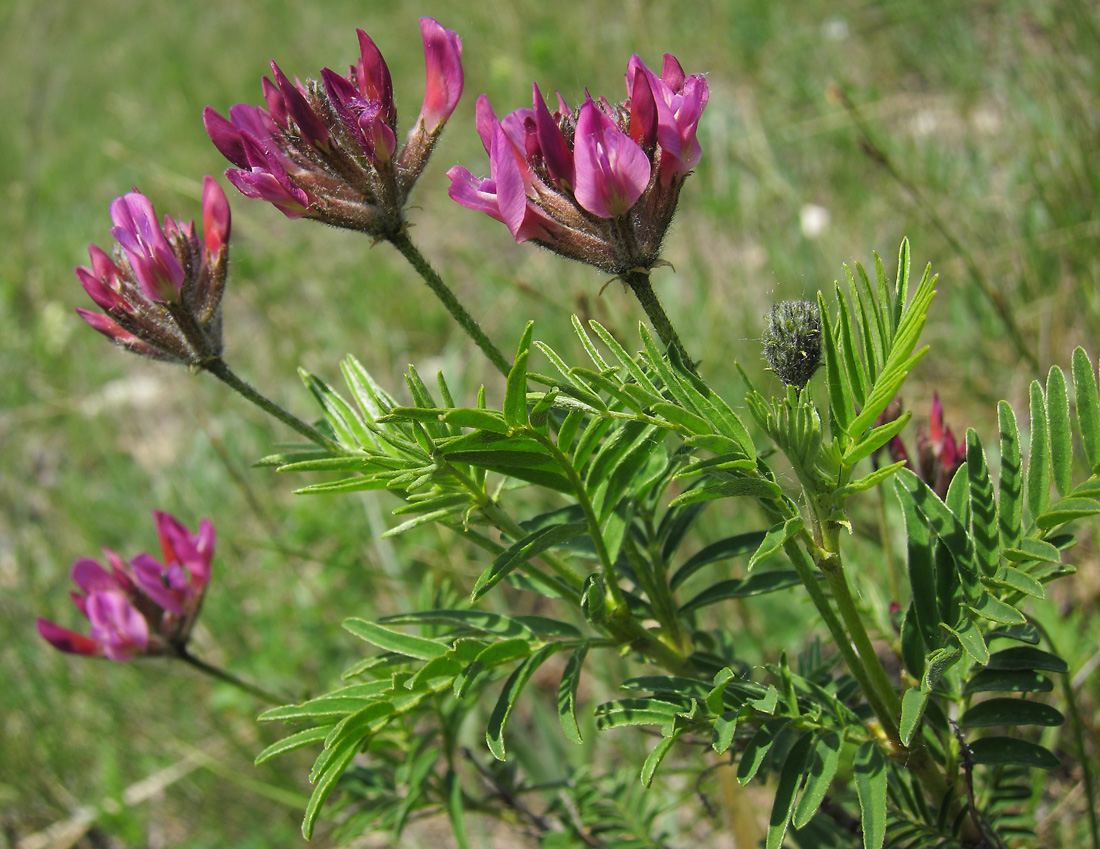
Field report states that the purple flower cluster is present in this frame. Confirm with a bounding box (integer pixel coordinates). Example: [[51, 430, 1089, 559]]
[[38, 513, 215, 662], [204, 18, 463, 236], [447, 54, 708, 273], [76, 178, 230, 364]]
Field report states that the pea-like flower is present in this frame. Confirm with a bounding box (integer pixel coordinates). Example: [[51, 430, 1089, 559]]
[[37, 512, 215, 662], [76, 178, 231, 364], [447, 53, 708, 274], [881, 394, 963, 499], [204, 18, 463, 236]]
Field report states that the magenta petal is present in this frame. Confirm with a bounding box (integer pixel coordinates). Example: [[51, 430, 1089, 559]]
[[573, 100, 650, 218], [261, 76, 288, 127], [202, 177, 231, 256], [533, 83, 573, 187], [416, 18, 463, 131], [70, 557, 118, 594], [661, 53, 686, 92], [86, 592, 149, 661], [490, 124, 529, 239], [270, 62, 328, 148], [37, 618, 104, 657], [109, 192, 185, 302], [356, 29, 395, 124], [131, 553, 186, 615], [203, 107, 249, 169], [474, 94, 497, 156], [628, 67, 658, 149]]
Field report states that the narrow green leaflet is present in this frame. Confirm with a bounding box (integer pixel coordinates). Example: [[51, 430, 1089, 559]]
[[738, 717, 790, 785], [1073, 347, 1100, 467], [670, 530, 767, 589], [944, 617, 989, 666], [792, 731, 843, 829], [558, 643, 589, 744], [343, 619, 449, 661], [594, 697, 693, 730], [1003, 537, 1061, 563], [1036, 496, 1100, 529], [748, 517, 803, 571], [959, 697, 1064, 728], [964, 669, 1053, 694], [300, 368, 371, 449], [255, 726, 333, 765], [998, 401, 1024, 551], [987, 646, 1069, 673], [1028, 380, 1051, 518], [641, 731, 683, 788], [486, 644, 560, 760], [967, 737, 1060, 769], [896, 479, 940, 651], [302, 739, 358, 839], [1047, 365, 1073, 497], [678, 571, 801, 613], [471, 521, 588, 601], [900, 687, 929, 746], [819, 290, 855, 435], [668, 477, 783, 507], [766, 731, 815, 849], [966, 429, 1000, 577], [446, 770, 471, 849], [854, 741, 888, 849], [504, 322, 534, 427]]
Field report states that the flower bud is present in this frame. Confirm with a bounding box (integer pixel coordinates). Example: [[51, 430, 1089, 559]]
[[761, 300, 823, 389]]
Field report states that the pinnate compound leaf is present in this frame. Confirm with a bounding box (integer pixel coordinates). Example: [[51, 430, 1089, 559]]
[[854, 741, 888, 849], [487, 644, 560, 760], [471, 521, 588, 602], [959, 697, 1064, 728], [1073, 347, 1100, 467], [967, 737, 1060, 769]]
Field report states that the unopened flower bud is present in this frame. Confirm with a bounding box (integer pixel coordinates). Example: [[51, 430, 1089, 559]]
[[761, 300, 822, 389]]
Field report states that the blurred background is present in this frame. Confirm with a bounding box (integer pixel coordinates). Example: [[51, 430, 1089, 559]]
[[2, 0, 1098, 845]]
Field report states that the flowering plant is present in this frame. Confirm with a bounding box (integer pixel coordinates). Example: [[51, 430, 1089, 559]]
[[36, 15, 1097, 849]]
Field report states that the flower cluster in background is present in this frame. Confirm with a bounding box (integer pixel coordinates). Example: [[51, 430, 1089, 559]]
[[37, 512, 215, 661]]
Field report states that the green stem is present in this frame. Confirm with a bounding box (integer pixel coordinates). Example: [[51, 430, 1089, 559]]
[[387, 230, 512, 377], [176, 647, 287, 706], [621, 269, 697, 375], [202, 358, 344, 454]]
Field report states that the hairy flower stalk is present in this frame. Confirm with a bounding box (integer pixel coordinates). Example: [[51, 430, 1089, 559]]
[[204, 19, 463, 238], [448, 54, 708, 366]]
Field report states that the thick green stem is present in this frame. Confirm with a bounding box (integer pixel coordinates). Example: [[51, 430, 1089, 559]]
[[176, 647, 287, 706], [387, 230, 512, 377], [202, 358, 344, 454], [621, 269, 697, 375]]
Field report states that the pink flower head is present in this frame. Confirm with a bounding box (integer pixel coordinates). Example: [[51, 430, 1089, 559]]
[[205, 19, 464, 237], [447, 53, 708, 274], [874, 394, 964, 499], [37, 512, 216, 662], [76, 181, 231, 365]]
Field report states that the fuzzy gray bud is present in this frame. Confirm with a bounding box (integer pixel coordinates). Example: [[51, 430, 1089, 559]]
[[762, 300, 822, 389]]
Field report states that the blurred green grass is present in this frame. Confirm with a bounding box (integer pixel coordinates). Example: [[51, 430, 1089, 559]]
[[2, 0, 1098, 845]]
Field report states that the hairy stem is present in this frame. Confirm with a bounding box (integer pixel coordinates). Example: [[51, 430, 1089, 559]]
[[202, 358, 344, 454], [387, 230, 512, 377], [621, 269, 697, 375], [176, 647, 288, 705]]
